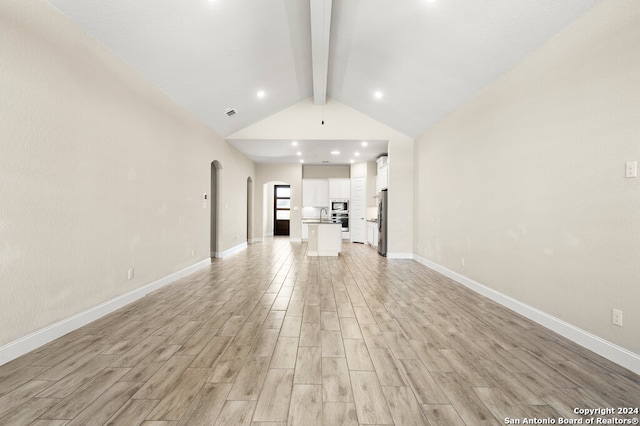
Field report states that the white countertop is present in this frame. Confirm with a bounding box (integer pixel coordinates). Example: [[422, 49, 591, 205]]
[[303, 220, 341, 224]]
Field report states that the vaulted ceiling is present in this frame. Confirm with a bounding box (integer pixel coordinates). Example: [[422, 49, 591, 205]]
[[45, 0, 600, 163]]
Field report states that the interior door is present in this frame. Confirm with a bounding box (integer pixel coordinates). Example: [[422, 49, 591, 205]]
[[350, 177, 366, 243], [274, 185, 291, 236]]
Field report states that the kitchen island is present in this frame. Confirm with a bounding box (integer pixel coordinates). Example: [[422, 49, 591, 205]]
[[305, 221, 342, 257]]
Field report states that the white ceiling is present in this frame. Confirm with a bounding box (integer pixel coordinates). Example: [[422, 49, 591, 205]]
[[45, 0, 600, 164]]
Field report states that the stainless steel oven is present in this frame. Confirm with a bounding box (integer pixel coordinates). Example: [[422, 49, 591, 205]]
[[331, 212, 349, 232]]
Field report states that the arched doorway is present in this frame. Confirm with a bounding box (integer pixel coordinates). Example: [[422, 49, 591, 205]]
[[262, 181, 290, 238], [210, 161, 222, 258]]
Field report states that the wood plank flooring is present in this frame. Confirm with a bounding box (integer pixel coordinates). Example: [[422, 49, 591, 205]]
[[1, 238, 639, 425]]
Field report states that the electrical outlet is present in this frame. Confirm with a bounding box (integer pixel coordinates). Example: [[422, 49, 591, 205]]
[[626, 161, 637, 178], [191, 249, 195, 257], [612, 308, 623, 327], [127, 268, 134, 280]]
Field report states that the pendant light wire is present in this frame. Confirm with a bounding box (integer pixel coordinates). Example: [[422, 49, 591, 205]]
[[321, 0, 326, 125]]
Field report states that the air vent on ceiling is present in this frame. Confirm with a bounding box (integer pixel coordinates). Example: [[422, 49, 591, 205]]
[[225, 108, 237, 117], [322, 160, 330, 163]]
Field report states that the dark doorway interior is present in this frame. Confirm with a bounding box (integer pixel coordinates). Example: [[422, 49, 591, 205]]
[[274, 185, 290, 236]]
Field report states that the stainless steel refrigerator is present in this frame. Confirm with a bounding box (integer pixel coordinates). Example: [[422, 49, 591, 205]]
[[377, 189, 387, 256]]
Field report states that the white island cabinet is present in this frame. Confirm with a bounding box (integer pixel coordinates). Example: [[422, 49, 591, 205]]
[[307, 222, 342, 256]]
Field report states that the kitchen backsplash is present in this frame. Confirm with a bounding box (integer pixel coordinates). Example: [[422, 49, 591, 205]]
[[302, 206, 322, 219]]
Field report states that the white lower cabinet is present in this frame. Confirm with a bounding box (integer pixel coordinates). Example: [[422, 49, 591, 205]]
[[367, 221, 378, 247]]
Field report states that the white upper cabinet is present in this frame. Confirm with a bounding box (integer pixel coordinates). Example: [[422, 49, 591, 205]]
[[302, 179, 329, 207], [328, 178, 351, 200], [376, 156, 388, 192]]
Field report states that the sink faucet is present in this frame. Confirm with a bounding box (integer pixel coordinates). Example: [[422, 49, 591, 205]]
[[320, 207, 328, 222]]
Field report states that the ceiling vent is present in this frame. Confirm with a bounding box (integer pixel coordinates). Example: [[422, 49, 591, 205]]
[[225, 108, 237, 117]]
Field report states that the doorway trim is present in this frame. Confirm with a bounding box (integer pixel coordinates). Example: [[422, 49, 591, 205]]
[[273, 184, 291, 236], [210, 160, 222, 258], [247, 176, 254, 243]]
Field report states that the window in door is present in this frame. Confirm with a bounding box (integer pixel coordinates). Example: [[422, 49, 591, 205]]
[[274, 185, 291, 236]]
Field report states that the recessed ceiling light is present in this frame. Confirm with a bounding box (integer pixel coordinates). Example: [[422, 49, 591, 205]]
[[350, 160, 355, 164], [331, 151, 340, 155], [355, 152, 360, 157], [374, 91, 383, 100], [257, 90, 265, 98], [296, 151, 301, 156], [299, 159, 304, 163], [292, 141, 298, 146], [361, 141, 368, 147]]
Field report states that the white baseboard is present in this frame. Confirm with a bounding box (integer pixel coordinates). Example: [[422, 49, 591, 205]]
[[413, 255, 640, 375], [218, 242, 248, 258], [0, 258, 211, 366], [387, 252, 414, 260]]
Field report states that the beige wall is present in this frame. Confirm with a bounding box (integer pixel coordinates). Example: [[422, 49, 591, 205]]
[[414, 0, 640, 354], [0, 0, 254, 346], [212, 147, 256, 255], [303, 165, 350, 179], [230, 98, 414, 256]]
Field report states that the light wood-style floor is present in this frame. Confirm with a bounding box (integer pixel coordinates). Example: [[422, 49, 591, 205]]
[[1, 238, 639, 425]]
